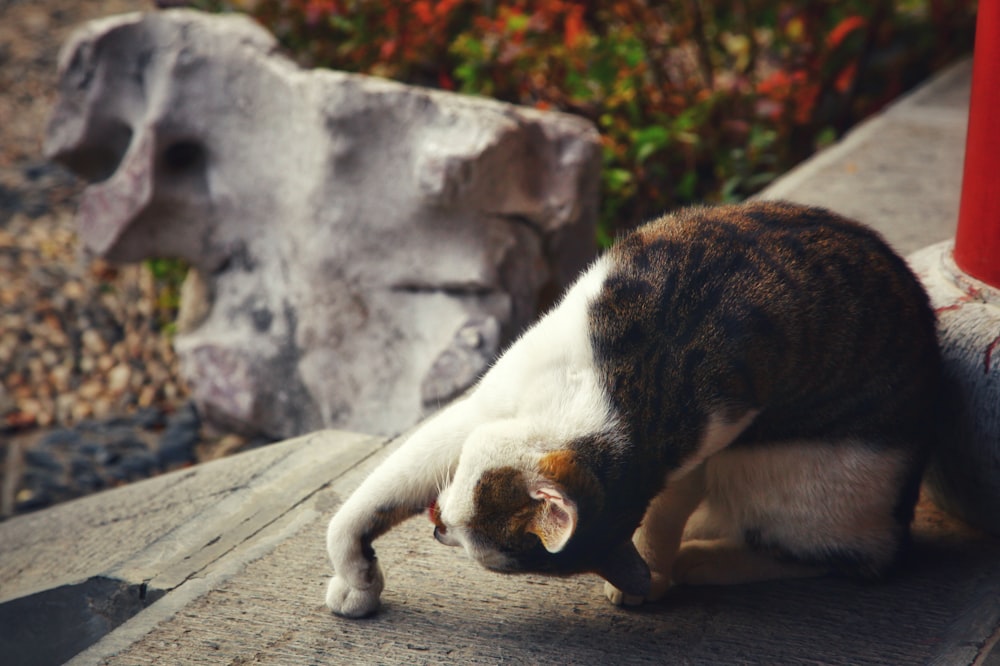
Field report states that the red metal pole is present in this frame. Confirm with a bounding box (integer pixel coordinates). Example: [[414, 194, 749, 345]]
[[954, 2, 1000, 289]]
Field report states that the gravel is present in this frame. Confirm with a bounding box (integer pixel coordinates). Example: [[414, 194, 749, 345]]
[[0, 0, 271, 519]]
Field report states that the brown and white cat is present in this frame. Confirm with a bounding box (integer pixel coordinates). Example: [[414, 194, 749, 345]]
[[325, 200, 943, 618]]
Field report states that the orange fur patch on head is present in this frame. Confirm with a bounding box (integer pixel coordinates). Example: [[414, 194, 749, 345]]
[[538, 450, 602, 501]]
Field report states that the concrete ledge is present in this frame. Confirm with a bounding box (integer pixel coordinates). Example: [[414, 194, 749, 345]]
[[75, 497, 1000, 664], [3, 58, 1000, 665], [0, 430, 387, 665]]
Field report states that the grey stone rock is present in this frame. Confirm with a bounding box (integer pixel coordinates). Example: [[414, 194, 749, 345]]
[[131, 407, 167, 430], [120, 450, 159, 478], [420, 316, 501, 408], [74, 470, 106, 493], [11, 409, 183, 515], [153, 441, 191, 470], [40, 428, 82, 448], [70, 454, 95, 476], [23, 448, 61, 473], [157, 408, 200, 468], [910, 241, 1000, 536], [45, 9, 600, 439]]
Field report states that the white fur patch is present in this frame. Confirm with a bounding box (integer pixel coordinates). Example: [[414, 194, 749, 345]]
[[328, 254, 622, 612], [435, 256, 619, 556], [668, 410, 759, 481], [687, 441, 909, 561], [476, 254, 616, 437]]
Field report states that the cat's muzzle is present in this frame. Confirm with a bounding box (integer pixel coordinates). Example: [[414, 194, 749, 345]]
[[433, 526, 460, 547]]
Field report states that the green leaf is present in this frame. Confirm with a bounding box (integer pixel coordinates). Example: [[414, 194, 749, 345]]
[[603, 168, 634, 192], [676, 170, 698, 200], [632, 125, 670, 163], [506, 13, 529, 33]]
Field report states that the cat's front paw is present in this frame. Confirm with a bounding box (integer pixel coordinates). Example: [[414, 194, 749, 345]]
[[326, 548, 385, 618], [326, 573, 383, 618], [603, 581, 644, 606], [326, 517, 387, 617], [603, 572, 671, 607], [326, 559, 385, 618]]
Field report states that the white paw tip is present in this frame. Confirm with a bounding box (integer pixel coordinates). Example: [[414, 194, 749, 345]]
[[603, 581, 644, 607], [326, 575, 382, 618]]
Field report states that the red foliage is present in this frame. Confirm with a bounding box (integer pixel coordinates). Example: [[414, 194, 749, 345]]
[[194, 0, 977, 238]]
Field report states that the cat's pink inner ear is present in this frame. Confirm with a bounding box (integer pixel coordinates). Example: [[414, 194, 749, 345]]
[[528, 485, 577, 553]]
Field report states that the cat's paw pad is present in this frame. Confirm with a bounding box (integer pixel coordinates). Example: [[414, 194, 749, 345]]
[[603, 581, 645, 606], [326, 561, 385, 618], [326, 574, 382, 618]]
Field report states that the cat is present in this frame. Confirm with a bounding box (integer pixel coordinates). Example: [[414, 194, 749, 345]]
[[325, 200, 943, 618]]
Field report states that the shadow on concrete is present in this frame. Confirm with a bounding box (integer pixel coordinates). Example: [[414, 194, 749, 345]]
[[0, 576, 165, 666]]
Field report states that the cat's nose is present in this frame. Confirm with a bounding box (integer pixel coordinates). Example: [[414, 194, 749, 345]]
[[433, 526, 459, 547]]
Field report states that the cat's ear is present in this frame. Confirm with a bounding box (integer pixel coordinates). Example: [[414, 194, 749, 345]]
[[596, 540, 651, 598], [527, 484, 577, 553]]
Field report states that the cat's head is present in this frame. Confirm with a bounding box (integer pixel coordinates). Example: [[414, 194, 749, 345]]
[[431, 421, 651, 597]]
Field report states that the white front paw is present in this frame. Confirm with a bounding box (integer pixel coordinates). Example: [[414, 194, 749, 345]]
[[603, 572, 671, 607], [326, 560, 385, 618], [603, 581, 644, 607]]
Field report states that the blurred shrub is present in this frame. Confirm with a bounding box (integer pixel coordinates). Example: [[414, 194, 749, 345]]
[[193, 0, 975, 243], [146, 258, 188, 333]]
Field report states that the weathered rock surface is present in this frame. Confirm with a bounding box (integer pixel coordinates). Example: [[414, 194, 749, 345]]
[[45, 9, 600, 439], [909, 241, 1000, 536]]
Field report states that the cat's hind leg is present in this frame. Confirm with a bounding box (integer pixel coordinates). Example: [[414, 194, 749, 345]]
[[671, 439, 919, 587], [604, 409, 760, 605], [672, 538, 828, 585], [604, 464, 707, 606]]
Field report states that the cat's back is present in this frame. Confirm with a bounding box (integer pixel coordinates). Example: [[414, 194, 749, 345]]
[[613, 200, 916, 296], [590, 200, 942, 453]]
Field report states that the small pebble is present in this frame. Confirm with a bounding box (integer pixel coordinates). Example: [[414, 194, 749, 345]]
[[108, 364, 131, 394], [97, 354, 115, 373], [77, 381, 103, 402], [81, 329, 106, 355], [119, 450, 158, 479], [70, 401, 93, 422], [41, 428, 82, 447], [133, 407, 166, 429], [24, 448, 62, 472]]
